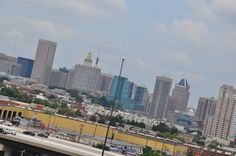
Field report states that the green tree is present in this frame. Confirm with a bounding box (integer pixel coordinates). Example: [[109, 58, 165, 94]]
[[67, 90, 83, 102], [90, 115, 97, 122], [0, 76, 9, 86], [74, 109, 82, 117], [141, 146, 161, 156]]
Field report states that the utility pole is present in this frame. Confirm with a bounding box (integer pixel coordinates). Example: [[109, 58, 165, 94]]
[[101, 58, 125, 156]]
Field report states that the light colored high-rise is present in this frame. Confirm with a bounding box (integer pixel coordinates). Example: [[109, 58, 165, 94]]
[[0, 53, 21, 76], [31, 39, 57, 85], [147, 76, 172, 119], [209, 85, 236, 139], [204, 115, 214, 137], [171, 78, 190, 112], [67, 53, 101, 94]]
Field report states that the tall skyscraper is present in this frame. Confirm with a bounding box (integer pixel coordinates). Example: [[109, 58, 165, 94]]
[[67, 53, 101, 94], [31, 39, 57, 85], [195, 97, 217, 121], [17, 57, 34, 78], [148, 76, 172, 119], [171, 78, 190, 112], [207, 85, 236, 139]]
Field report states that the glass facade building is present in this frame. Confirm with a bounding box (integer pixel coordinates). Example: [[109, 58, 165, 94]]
[[17, 57, 34, 78]]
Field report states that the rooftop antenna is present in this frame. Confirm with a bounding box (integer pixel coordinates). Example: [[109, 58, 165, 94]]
[[12, 35, 18, 57], [95, 46, 100, 67]]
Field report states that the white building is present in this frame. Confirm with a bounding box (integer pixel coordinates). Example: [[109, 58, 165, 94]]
[[228, 103, 236, 140], [205, 85, 236, 140], [0, 53, 21, 76], [31, 39, 57, 85], [67, 53, 101, 94]]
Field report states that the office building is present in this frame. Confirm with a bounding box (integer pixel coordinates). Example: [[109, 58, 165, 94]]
[[165, 96, 177, 121], [195, 97, 217, 121], [107, 75, 127, 101], [99, 73, 113, 97], [209, 85, 236, 139], [0, 53, 21, 76], [145, 94, 153, 114], [171, 78, 190, 112], [48, 69, 69, 89], [148, 76, 172, 119], [67, 53, 101, 94], [17, 57, 34, 78], [108, 76, 148, 111], [31, 39, 57, 85], [204, 116, 215, 137], [134, 86, 149, 106]]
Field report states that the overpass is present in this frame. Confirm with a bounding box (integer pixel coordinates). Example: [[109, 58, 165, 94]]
[[0, 133, 122, 156]]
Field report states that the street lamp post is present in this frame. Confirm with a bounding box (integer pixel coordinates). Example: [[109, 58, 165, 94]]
[[101, 58, 125, 156]]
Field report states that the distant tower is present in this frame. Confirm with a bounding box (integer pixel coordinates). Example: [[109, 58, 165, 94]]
[[67, 52, 101, 94], [148, 76, 172, 119], [31, 39, 57, 85], [84, 52, 92, 66], [95, 57, 99, 66], [171, 78, 190, 112]]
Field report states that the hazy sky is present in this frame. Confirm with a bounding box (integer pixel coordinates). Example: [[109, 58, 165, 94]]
[[0, 0, 236, 108]]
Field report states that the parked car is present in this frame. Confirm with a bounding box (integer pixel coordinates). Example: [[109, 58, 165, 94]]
[[22, 130, 35, 136], [37, 133, 48, 138], [3, 122, 12, 126], [4, 129, 16, 135], [0, 127, 5, 133]]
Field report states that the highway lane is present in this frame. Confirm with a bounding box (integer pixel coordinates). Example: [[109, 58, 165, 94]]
[[0, 132, 122, 156]]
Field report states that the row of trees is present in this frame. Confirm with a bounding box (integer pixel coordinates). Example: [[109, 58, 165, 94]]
[[0, 87, 83, 118], [0, 87, 33, 103], [152, 123, 178, 139], [89, 114, 146, 128]]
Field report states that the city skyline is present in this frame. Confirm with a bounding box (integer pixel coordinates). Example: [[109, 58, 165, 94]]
[[1, 1, 236, 107]]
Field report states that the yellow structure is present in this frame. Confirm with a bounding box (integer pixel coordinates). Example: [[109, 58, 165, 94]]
[[0, 105, 187, 155]]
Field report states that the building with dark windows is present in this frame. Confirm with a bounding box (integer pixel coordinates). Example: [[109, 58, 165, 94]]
[[98, 73, 113, 97], [17, 57, 34, 78], [146, 76, 172, 119]]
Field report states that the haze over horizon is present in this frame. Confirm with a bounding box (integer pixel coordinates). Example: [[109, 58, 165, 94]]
[[1, 0, 236, 108]]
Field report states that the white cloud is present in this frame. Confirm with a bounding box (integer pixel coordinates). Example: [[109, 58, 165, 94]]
[[170, 71, 203, 82], [26, 19, 75, 39], [3, 29, 26, 41], [25, 0, 127, 17], [212, 0, 236, 17], [160, 51, 192, 64], [153, 20, 168, 33], [173, 19, 208, 43], [136, 58, 153, 70], [184, 0, 216, 22]]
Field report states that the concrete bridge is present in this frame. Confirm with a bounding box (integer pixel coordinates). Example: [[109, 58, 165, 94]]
[[0, 133, 121, 156]]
